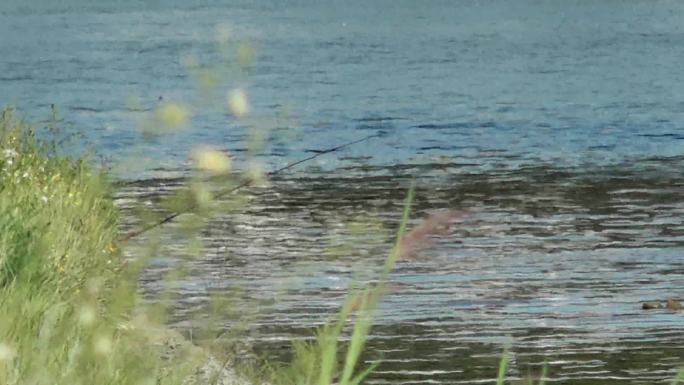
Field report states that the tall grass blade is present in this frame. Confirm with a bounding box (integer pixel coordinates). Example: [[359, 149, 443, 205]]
[[496, 352, 509, 385], [339, 291, 373, 385], [348, 361, 380, 385], [539, 363, 548, 385]]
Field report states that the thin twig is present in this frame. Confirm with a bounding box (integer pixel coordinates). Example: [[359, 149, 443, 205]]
[[119, 132, 383, 242]]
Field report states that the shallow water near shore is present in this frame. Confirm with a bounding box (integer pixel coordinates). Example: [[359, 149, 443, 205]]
[[118, 156, 684, 384]]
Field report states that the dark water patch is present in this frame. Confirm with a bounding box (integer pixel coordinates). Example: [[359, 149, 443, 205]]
[[0, 75, 32, 81], [638, 133, 684, 140], [413, 123, 471, 130], [355, 116, 406, 123], [69, 105, 105, 113]]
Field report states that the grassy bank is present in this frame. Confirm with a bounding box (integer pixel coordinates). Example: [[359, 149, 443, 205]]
[[0, 109, 207, 385]]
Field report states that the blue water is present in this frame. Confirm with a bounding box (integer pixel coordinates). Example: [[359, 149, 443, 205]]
[[2, 0, 684, 178]]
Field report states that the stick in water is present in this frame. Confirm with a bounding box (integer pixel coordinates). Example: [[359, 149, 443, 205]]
[[120, 132, 384, 242]]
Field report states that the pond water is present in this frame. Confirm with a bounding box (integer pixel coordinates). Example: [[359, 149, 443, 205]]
[[3, 0, 684, 383]]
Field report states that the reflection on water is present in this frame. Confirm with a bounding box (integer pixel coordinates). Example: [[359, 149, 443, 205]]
[[118, 156, 684, 384]]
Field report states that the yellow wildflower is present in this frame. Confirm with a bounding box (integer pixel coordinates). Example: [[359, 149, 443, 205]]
[[156, 102, 190, 128], [227, 88, 249, 117], [191, 147, 231, 173], [0, 343, 15, 361]]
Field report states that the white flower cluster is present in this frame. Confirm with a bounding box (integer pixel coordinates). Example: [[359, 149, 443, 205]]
[[3, 148, 17, 166]]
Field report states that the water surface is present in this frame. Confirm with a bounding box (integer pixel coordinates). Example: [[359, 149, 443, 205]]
[[2, 0, 684, 176], [119, 158, 684, 384]]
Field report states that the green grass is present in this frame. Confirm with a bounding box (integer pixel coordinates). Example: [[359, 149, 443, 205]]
[[0, 109, 202, 385], [0, 109, 118, 292], [673, 368, 684, 385]]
